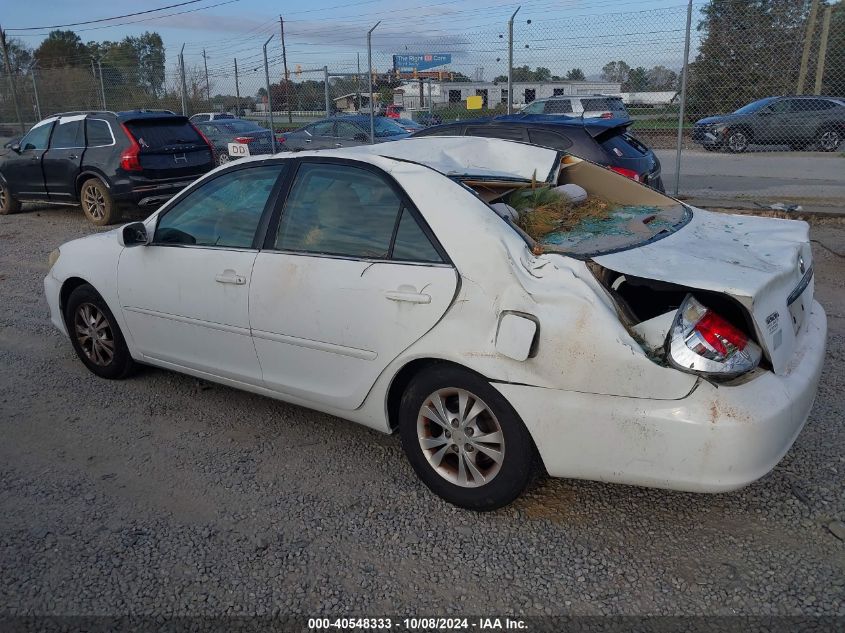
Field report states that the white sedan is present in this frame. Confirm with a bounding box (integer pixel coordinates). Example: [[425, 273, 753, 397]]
[[44, 137, 827, 510]]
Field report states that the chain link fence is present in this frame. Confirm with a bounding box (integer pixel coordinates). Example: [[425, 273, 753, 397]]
[[2, 1, 843, 198]]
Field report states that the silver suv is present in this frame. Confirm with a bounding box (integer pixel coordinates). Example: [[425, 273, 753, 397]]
[[520, 95, 629, 120]]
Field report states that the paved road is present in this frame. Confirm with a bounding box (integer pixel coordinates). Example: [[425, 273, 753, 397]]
[[1, 206, 843, 619], [658, 150, 845, 203]]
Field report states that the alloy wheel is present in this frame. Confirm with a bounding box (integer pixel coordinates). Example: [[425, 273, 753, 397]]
[[417, 387, 505, 488], [0, 185, 6, 211], [727, 131, 748, 152], [819, 130, 841, 152], [82, 185, 106, 221], [218, 153, 230, 165], [74, 303, 115, 366]]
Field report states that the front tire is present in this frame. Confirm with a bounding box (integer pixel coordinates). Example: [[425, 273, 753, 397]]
[[80, 178, 120, 226], [0, 180, 22, 214], [725, 129, 749, 153], [65, 284, 136, 379], [398, 365, 537, 511]]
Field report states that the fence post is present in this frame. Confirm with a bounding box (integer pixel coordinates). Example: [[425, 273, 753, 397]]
[[234, 58, 240, 115], [280, 16, 292, 124], [324, 66, 330, 117], [427, 79, 433, 113], [263, 35, 277, 153], [797, 0, 820, 95], [179, 44, 188, 117], [507, 6, 520, 115], [673, 0, 693, 198], [356, 53, 362, 111], [367, 21, 381, 144], [30, 64, 41, 121], [0, 25, 25, 132]]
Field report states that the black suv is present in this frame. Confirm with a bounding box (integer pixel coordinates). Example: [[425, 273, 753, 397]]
[[0, 110, 214, 225], [412, 114, 664, 191]]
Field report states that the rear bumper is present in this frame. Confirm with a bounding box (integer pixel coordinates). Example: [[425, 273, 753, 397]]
[[111, 177, 199, 207], [494, 301, 827, 493]]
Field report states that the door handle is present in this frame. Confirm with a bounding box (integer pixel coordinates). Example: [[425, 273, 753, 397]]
[[385, 290, 431, 304], [304, 138, 312, 143], [215, 270, 246, 285], [334, 143, 342, 147], [67, 154, 79, 160]]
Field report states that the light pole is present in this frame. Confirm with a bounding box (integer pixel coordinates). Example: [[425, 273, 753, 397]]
[[367, 21, 381, 144], [28, 62, 41, 120], [97, 55, 107, 110], [179, 44, 188, 116]]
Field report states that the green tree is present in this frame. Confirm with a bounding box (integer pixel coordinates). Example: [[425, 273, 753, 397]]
[[686, 0, 809, 118], [565, 68, 586, 81], [624, 66, 649, 91], [35, 30, 89, 68], [601, 60, 630, 84], [645, 65, 678, 90]]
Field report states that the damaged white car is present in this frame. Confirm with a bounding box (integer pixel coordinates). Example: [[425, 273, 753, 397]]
[[44, 137, 827, 510]]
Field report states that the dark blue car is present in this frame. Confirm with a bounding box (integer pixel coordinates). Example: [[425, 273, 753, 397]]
[[413, 114, 664, 191]]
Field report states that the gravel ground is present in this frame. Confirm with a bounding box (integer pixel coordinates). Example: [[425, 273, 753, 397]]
[[0, 205, 843, 618]]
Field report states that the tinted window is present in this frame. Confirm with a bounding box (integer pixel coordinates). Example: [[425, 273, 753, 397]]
[[275, 163, 401, 258], [767, 99, 792, 114], [125, 119, 202, 149], [521, 101, 545, 114], [336, 121, 364, 139], [528, 129, 573, 150], [21, 122, 53, 150], [392, 208, 442, 262], [307, 121, 333, 135], [216, 113, 235, 119], [373, 117, 406, 137], [155, 165, 282, 248], [50, 119, 84, 149], [466, 126, 525, 141], [191, 114, 210, 122], [581, 97, 626, 113], [813, 100, 835, 111], [599, 132, 647, 157], [418, 126, 463, 137], [544, 100, 573, 114], [219, 120, 263, 133], [86, 119, 114, 146]]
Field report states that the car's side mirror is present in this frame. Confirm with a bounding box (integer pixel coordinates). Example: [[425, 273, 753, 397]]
[[120, 222, 149, 247], [354, 133, 369, 142], [10, 143, 21, 153]]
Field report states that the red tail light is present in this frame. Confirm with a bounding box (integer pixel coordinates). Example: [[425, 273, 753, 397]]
[[600, 112, 613, 119], [276, 135, 285, 143], [192, 123, 214, 154], [667, 295, 761, 378], [234, 136, 257, 144], [609, 166, 641, 182], [119, 123, 142, 172]]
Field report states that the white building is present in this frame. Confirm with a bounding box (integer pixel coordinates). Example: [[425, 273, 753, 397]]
[[396, 80, 623, 110]]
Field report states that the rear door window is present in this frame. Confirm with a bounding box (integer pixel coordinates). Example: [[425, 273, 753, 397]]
[[86, 119, 114, 146], [419, 126, 464, 136], [527, 129, 574, 150], [306, 121, 334, 136], [50, 119, 84, 149], [581, 98, 627, 114], [544, 100, 573, 114], [465, 126, 526, 142], [124, 119, 203, 149]]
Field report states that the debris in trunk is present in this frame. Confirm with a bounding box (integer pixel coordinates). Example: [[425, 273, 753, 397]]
[[507, 187, 614, 242]]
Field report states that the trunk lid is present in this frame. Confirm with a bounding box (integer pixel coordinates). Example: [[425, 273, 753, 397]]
[[593, 208, 814, 375]]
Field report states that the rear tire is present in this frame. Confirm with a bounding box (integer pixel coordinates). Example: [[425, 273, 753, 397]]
[[398, 365, 538, 511], [80, 178, 120, 226], [65, 284, 136, 379], [0, 180, 22, 214], [217, 152, 231, 166], [817, 127, 842, 152]]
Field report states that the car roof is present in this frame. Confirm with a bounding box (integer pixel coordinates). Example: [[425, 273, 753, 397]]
[[420, 114, 629, 137]]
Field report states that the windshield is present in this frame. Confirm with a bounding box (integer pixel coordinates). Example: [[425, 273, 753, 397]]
[[733, 98, 776, 114], [374, 117, 407, 137], [522, 101, 545, 114]]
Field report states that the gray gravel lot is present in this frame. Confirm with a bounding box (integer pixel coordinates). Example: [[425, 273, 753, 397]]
[[0, 205, 844, 618]]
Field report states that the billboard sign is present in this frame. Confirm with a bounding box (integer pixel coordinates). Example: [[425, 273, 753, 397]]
[[393, 53, 452, 72]]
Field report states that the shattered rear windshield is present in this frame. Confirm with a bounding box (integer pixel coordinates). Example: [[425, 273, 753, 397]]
[[502, 186, 691, 258]]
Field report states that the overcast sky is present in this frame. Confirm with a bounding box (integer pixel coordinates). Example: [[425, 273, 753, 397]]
[[4, 0, 705, 89]]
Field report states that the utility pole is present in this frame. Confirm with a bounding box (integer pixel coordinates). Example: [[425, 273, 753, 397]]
[[367, 21, 380, 144], [234, 58, 240, 115], [0, 24, 25, 132], [356, 52, 362, 111], [263, 35, 276, 153], [507, 6, 520, 115], [202, 49, 211, 109], [324, 66, 330, 117], [29, 63, 41, 120], [797, 0, 820, 95], [179, 44, 188, 116], [279, 16, 292, 123], [97, 57, 106, 110], [813, 5, 833, 95]]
